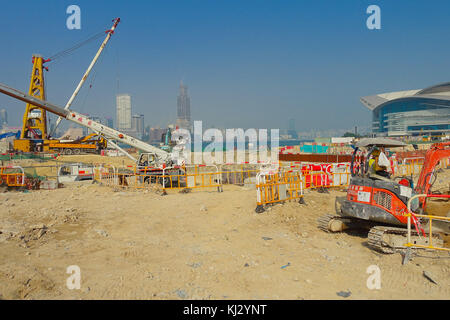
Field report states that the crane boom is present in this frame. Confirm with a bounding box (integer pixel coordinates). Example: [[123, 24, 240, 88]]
[[51, 18, 121, 137], [0, 82, 170, 162]]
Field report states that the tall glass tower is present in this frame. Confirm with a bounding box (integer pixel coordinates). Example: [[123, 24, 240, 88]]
[[116, 94, 132, 130], [176, 81, 191, 130]]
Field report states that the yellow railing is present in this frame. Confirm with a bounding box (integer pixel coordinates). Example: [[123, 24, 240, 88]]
[[0, 166, 25, 187], [93, 164, 119, 186], [255, 163, 352, 211], [405, 194, 450, 252], [92, 162, 352, 202], [255, 170, 304, 211]]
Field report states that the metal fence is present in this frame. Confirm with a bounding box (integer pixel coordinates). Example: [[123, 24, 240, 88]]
[[92, 163, 270, 194], [255, 169, 305, 212], [405, 194, 450, 253], [255, 163, 352, 212], [0, 166, 25, 187]]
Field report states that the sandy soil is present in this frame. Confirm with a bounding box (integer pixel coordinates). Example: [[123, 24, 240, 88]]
[[0, 158, 449, 300]]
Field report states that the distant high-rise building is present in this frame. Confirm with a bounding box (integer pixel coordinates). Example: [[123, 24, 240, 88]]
[[116, 94, 132, 130], [0, 109, 7, 127], [85, 115, 107, 135], [49, 119, 55, 136], [132, 114, 144, 138], [105, 117, 113, 129], [287, 118, 298, 139], [176, 81, 191, 130], [148, 127, 166, 143]]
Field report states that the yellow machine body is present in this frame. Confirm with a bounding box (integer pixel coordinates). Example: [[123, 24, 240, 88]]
[[14, 55, 48, 152]]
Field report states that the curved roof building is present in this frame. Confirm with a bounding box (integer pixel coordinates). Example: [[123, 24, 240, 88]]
[[361, 82, 450, 136]]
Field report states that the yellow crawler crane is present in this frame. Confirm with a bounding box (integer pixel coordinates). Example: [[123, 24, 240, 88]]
[[13, 54, 50, 152], [47, 133, 107, 155], [13, 18, 121, 153]]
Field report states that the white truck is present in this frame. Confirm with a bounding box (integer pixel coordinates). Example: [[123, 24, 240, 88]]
[[57, 163, 95, 183]]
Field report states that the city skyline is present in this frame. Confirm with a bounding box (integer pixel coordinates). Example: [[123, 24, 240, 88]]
[[2, 1, 450, 133]]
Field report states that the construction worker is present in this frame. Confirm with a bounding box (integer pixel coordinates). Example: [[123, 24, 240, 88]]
[[369, 148, 390, 178]]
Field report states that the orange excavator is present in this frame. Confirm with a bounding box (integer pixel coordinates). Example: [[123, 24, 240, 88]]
[[318, 138, 450, 253]]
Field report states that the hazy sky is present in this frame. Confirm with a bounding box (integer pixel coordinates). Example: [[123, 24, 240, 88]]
[[1, 0, 450, 132]]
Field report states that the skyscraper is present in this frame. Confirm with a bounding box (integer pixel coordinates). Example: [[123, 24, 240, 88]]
[[0, 109, 7, 127], [132, 114, 144, 138], [287, 118, 298, 139], [105, 117, 114, 129], [116, 94, 132, 130], [176, 81, 191, 130]]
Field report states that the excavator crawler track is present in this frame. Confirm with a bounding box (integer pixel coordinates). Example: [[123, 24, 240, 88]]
[[367, 226, 444, 254], [317, 214, 339, 232], [317, 214, 357, 233], [318, 214, 375, 233], [367, 226, 398, 254]]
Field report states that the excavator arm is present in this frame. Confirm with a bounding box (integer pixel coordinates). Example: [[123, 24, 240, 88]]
[[415, 141, 450, 207]]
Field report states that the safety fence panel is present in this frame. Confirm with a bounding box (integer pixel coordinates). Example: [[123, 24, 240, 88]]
[[437, 157, 450, 169], [185, 171, 222, 191], [303, 170, 331, 189], [118, 165, 223, 192], [280, 162, 351, 189], [0, 166, 25, 187], [256, 170, 304, 210], [329, 163, 351, 187], [92, 161, 352, 196], [20, 163, 90, 182], [93, 164, 119, 186], [405, 194, 450, 252], [128, 163, 266, 192], [0, 152, 59, 163], [219, 163, 261, 185], [390, 156, 449, 177], [394, 157, 424, 176]]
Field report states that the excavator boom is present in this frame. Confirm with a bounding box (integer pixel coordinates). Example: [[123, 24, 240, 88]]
[[415, 141, 450, 205]]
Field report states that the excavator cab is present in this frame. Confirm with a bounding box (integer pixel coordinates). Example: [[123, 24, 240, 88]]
[[350, 138, 405, 181]]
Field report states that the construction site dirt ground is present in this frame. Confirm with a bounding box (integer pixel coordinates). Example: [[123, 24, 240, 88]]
[[0, 157, 449, 300]]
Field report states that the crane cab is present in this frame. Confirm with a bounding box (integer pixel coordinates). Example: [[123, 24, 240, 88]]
[[137, 153, 158, 167]]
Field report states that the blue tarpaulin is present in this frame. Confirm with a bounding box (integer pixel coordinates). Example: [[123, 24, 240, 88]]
[[300, 144, 329, 154]]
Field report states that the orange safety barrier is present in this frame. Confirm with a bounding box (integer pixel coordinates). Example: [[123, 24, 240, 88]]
[[280, 162, 351, 189], [0, 166, 25, 187]]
